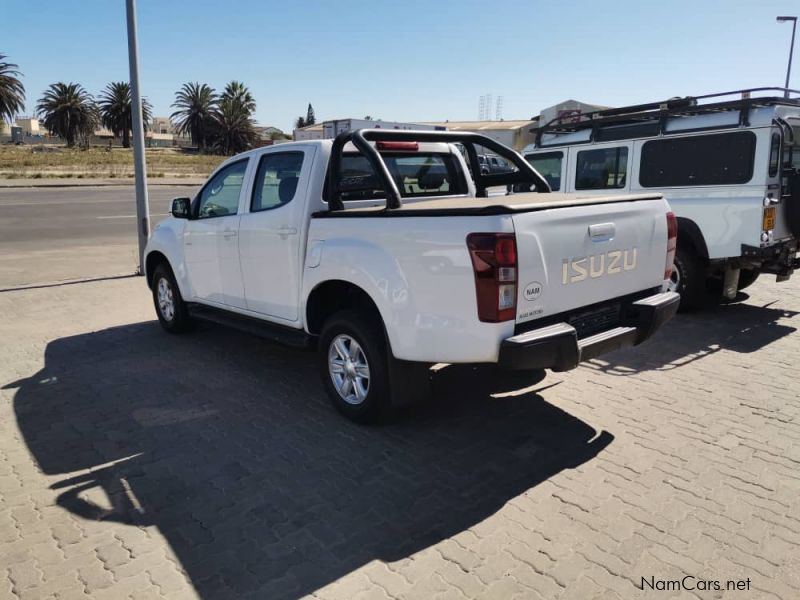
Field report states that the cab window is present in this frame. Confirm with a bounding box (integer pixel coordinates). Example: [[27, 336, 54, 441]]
[[196, 160, 247, 219], [336, 152, 467, 201], [525, 151, 563, 191], [575, 147, 628, 190], [251, 152, 304, 212]]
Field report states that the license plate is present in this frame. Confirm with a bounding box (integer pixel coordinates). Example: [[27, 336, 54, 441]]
[[568, 303, 620, 337], [763, 206, 776, 231]]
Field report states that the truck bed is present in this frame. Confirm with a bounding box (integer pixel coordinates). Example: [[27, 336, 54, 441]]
[[314, 192, 664, 217]]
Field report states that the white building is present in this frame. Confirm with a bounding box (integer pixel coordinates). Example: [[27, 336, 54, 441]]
[[538, 99, 610, 126], [422, 119, 538, 151], [294, 119, 440, 141], [15, 117, 42, 135], [293, 122, 324, 141]]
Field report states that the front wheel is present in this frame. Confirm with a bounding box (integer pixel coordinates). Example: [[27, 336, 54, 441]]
[[319, 310, 391, 424], [668, 246, 706, 311], [151, 263, 193, 333]]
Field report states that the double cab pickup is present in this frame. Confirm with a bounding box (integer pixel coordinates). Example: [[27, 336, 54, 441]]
[[145, 129, 679, 422]]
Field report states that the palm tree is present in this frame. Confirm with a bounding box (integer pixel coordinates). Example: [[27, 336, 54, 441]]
[[0, 54, 25, 124], [97, 81, 152, 148], [78, 103, 101, 149], [210, 97, 257, 155], [35, 82, 96, 147], [170, 82, 217, 150], [220, 81, 255, 115]]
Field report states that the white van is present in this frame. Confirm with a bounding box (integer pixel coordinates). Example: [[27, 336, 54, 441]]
[[521, 88, 800, 309]]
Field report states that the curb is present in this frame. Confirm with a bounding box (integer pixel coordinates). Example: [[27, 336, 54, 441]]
[[0, 181, 202, 189]]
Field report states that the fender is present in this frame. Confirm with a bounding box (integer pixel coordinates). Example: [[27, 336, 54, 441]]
[[676, 217, 709, 259], [144, 219, 193, 298], [300, 237, 414, 357]]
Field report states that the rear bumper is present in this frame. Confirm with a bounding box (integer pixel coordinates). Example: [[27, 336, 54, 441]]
[[497, 291, 679, 372]]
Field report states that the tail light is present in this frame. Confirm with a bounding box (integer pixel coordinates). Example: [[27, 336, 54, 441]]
[[467, 233, 517, 322], [665, 211, 677, 280]]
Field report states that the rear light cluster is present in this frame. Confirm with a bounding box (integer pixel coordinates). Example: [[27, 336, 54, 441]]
[[467, 233, 517, 322], [665, 211, 678, 280]]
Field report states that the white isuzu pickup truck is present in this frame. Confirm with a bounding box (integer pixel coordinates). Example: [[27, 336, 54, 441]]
[[145, 129, 679, 422]]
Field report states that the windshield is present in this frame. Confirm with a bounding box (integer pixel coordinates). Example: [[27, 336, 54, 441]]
[[335, 152, 468, 201]]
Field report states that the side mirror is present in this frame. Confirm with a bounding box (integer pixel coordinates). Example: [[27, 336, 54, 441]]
[[171, 197, 191, 219]]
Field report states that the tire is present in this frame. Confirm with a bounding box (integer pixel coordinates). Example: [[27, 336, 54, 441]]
[[737, 268, 760, 291], [151, 263, 193, 333], [669, 246, 706, 311], [319, 310, 392, 424]]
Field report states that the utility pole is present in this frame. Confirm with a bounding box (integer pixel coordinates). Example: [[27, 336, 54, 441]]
[[777, 16, 797, 98], [126, 0, 150, 274]]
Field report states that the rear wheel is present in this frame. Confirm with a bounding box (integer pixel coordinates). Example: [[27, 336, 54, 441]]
[[151, 263, 193, 333], [319, 310, 391, 424], [668, 246, 706, 311]]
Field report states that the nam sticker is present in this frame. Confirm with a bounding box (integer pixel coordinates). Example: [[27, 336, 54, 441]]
[[523, 281, 543, 301]]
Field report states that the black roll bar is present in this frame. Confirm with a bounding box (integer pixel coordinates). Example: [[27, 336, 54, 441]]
[[327, 129, 551, 211]]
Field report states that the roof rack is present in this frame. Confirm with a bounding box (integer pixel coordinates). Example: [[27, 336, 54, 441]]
[[532, 87, 800, 146]]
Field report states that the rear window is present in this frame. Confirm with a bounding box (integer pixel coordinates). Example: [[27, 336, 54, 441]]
[[575, 147, 628, 190], [639, 131, 756, 187], [335, 152, 467, 201], [525, 151, 563, 191]]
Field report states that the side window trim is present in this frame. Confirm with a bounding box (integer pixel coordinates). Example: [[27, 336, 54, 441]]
[[194, 158, 249, 219], [249, 150, 306, 213]]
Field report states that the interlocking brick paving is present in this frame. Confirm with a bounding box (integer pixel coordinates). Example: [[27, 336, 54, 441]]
[[1, 275, 798, 599]]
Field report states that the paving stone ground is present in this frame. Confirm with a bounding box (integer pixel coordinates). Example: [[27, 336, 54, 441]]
[[1, 275, 799, 599]]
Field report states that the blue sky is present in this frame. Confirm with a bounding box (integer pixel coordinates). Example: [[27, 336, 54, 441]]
[[3, 0, 799, 131]]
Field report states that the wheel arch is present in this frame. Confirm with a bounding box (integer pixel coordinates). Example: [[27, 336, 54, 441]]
[[305, 280, 389, 346], [144, 251, 171, 289], [676, 217, 709, 260]]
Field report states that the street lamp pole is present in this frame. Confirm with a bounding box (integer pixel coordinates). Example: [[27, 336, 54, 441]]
[[125, 0, 150, 275], [777, 16, 797, 98]]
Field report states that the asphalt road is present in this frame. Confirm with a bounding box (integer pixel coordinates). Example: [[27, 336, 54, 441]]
[[0, 185, 197, 288]]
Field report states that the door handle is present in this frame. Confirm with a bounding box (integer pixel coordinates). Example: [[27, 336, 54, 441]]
[[589, 223, 615, 241], [271, 226, 298, 236], [222, 229, 238, 239]]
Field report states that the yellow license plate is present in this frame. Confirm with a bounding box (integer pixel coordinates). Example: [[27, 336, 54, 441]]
[[763, 206, 776, 231]]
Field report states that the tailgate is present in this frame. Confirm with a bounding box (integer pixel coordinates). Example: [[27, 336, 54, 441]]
[[513, 198, 669, 325]]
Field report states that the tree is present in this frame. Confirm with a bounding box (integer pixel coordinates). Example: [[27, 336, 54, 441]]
[[97, 81, 152, 148], [295, 116, 306, 129], [305, 103, 315, 126], [0, 54, 25, 124], [210, 98, 257, 155], [78, 103, 101, 149], [209, 80, 257, 155], [35, 82, 96, 147], [220, 81, 255, 115], [170, 82, 217, 150]]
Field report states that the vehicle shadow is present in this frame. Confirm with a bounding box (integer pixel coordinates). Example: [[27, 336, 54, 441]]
[[5, 321, 612, 600], [583, 299, 798, 375]]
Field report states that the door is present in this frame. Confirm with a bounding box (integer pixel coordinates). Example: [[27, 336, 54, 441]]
[[238, 147, 313, 321], [184, 159, 249, 307]]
